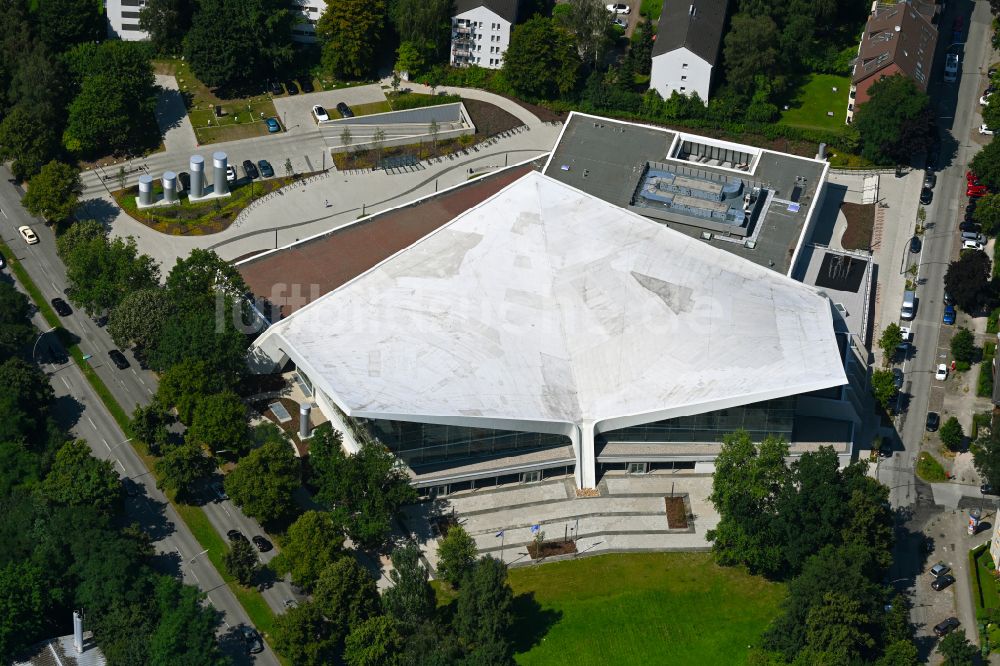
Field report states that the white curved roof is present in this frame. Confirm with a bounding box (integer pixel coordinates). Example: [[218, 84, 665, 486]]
[[254, 172, 846, 433]]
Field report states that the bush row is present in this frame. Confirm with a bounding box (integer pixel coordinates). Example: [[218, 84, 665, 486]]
[[979, 342, 997, 398], [391, 92, 462, 111]]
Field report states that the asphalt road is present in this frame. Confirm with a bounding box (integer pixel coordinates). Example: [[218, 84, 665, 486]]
[[877, 0, 995, 654]]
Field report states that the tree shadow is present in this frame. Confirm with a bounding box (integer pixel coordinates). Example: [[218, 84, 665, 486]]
[[218, 623, 253, 665], [510, 591, 563, 655], [149, 548, 183, 580], [76, 197, 122, 227], [50, 393, 84, 432]]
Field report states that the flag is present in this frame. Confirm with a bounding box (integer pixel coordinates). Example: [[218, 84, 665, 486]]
[[530, 524, 540, 534], [495, 530, 504, 538]]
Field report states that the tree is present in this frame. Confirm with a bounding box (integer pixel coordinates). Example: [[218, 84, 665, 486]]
[[155, 441, 215, 501], [841, 480, 894, 576], [187, 391, 250, 455], [984, 96, 1000, 136], [629, 19, 655, 76], [0, 105, 61, 181], [971, 139, 1000, 190], [371, 127, 386, 167], [388, 0, 452, 65], [344, 615, 404, 666], [317, 0, 386, 79], [455, 556, 514, 658], [224, 439, 299, 524], [437, 524, 477, 586], [382, 543, 435, 629], [879, 640, 919, 666], [706, 431, 788, 576], [871, 369, 898, 411], [148, 575, 227, 666], [57, 221, 160, 315], [798, 591, 876, 663], [108, 288, 171, 352], [270, 510, 345, 590], [944, 249, 992, 313], [939, 417, 964, 451], [37, 0, 103, 52], [0, 562, 46, 661], [395, 41, 425, 76], [973, 431, 1000, 489], [147, 307, 249, 384], [272, 601, 340, 666], [0, 282, 34, 361], [950, 327, 977, 364], [63, 42, 159, 157], [311, 425, 417, 551], [139, 0, 194, 55], [877, 323, 903, 366], [560, 0, 614, 67], [22, 160, 81, 222], [40, 440, 121, 515], [0, 357, 55, 445], [503, 17, 581, 100], [428, 119, 439, 154], [313, 557, 382, 646], [183, 0, 294, 87], [937, 629, 978, 666], [722, 14, 782, 96], [165, 248, 248, 309], [224, 537, 259, 586], [973, 193, 1000, 236], [156, 359, 225, 423], [131, 399, 175, 455], [854, 75, 932, 165]]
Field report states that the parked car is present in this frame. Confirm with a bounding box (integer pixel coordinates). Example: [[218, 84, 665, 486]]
[[935, 363, 949, 380], [982, 92, 993, 106], [926, 411, 940, 431], [312, 105, 329, 122], [243, 160, 259, 180], [892, 368, 904, 389], [982, 483, 996, 495], [108, 349, 130, 369], [336, 101, 354, 118], [923, 171, 936, 189], [968, 183, 988, 197], [18, 225, 37, 244], [210, 481, 227, 501], [967, 170, 980, 183], [252, 535, 273, 552], [919, 187, 933, 205], [934, 617, 960, 637], [226, 165, 236, 183], [981, 124, 995, 136], [283, 599, 298, 609], [227, 529, 248, 543], [963, 239, 985, 251], [966, 201, 977, 213], [257, 160, 274, 178], [51, 297, 72, 316], [241, 626, 264, 654], [284, 80, 299, 95], [878, 440, 893, 458], [943, 305, 956, 325], [944, 291, 954, 306], [944, 53, 959, 82], [298, 78, 314, 93], [931, 574, 956, 591], [613, 16, 627, 28], [606, 2, 630, 13], [265, 117, 281, 133], [930, 562, 951, 577], [269, 80, 283, 96], [909, 236, 921, 253], [960, 221, 980, 233]]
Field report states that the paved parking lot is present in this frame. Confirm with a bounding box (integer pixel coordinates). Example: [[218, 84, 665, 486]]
[[272, 85, 390, 135]]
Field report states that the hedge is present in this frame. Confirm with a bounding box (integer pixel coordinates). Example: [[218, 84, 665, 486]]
[[979, 342, 997, 398]]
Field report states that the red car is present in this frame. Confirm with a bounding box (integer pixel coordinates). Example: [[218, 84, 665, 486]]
[[968, 184, 988, 197], [967, 170, 979, 182]]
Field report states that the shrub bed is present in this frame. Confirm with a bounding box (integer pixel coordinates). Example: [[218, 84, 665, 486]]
[[979, 342, 997, 398], [916, 452, 947, 482]]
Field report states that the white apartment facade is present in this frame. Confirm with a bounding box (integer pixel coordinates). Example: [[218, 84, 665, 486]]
[[648, 0, 727, 105], [291, 0, 325, 43], [105, 0, 148, 41], [451, 0, 520, 70]]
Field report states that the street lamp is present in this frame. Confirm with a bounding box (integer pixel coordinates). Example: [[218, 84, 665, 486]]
[[32, 326, 56, 362]]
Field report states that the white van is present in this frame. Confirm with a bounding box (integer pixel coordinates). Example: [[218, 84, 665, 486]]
[[944, 53, 959, 82], [901, 290, 916, 320]]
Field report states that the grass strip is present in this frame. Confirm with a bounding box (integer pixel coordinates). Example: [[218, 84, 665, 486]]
[[916, 451, 947, 482], [3, 240, 285, 662]]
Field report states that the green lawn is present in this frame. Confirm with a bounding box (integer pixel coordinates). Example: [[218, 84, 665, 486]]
[[779, 74, 852, 133], [916, 452, 946, 482], [507, 552, 784, 665]]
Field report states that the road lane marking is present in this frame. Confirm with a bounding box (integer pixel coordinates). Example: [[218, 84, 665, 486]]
[[102, 438, 110, 450], [117, 459, 126, 472], [87, 416, 96, 429], [61, 376, 70, 389]]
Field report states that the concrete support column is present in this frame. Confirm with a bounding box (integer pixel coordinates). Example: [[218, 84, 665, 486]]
[[162, 171, 177, 204], [573, 420, 597, 489], [213, 151, 228, 195], [189, 155, 204, 198], [299, 404, 312, 438], [138, 174, 153, 206]]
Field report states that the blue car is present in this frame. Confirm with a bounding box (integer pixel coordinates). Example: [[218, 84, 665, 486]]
[[943, 304, 956, 325], [265, 117, 280, 133]]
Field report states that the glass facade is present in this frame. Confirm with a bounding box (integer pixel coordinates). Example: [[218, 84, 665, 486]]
[[601, 397, 796, 444], [364, 419, 570, 469]]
